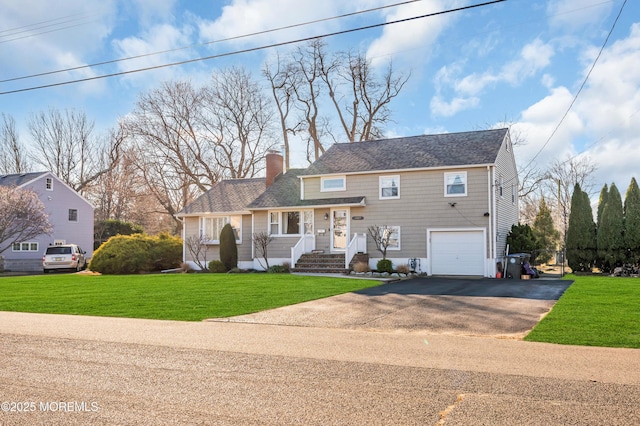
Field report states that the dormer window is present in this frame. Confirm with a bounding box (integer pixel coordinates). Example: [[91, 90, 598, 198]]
[[321, 176, 345, 192]]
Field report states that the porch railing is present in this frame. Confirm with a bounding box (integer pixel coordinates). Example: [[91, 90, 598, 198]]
[[291, 234, 315, 267], [345, 233, 367, 269]]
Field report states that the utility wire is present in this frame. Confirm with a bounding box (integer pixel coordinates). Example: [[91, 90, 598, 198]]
[[0, 12, 102, 44], [1, 0, 425, 84], [0, 0, 506, 95]]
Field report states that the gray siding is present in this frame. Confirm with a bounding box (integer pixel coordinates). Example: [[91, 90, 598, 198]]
[[3, 173, 94, 271], [297, 167, 494, 259], [183, 214, 254, 265], [493, 134, 519, 260]]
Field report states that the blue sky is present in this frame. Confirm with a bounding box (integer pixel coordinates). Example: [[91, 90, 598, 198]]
[[1, 0, 639, 197]]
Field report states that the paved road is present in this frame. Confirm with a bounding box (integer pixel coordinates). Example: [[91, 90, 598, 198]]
[[1, 278, 639, 425]]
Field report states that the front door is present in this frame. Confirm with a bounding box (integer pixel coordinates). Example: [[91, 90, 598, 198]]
[[331, 209, 349, 251]]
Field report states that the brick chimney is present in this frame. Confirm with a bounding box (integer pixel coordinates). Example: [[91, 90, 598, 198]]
[[265, 150, 284, 187]]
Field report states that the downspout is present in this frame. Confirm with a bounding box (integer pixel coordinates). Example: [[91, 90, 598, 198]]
[[487, 166, 493, 276]]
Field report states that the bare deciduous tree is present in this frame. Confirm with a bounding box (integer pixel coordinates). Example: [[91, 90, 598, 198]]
[[253, 231, 273, 270], [0, 113, 30, 174], [185, 235, 211, 271], [0, 186, 52, 254], [28, 108, 120, 195], [367, 225, 397, 260], [204, 66, 277, 178], [263, 56, 297, 171]]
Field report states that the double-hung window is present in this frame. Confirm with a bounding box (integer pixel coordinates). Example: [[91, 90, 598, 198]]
[[269, 210, 313, 236], [379, 175, 400, 199], [378, 226, 400, 250], [68, 209, 78, 222], [444, 172, 467, 197], [201, 216, 241, 243]]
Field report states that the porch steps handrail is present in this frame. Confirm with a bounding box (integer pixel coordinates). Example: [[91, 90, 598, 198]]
[[345, 233, 367, 269], [291, 234, 315, 267]]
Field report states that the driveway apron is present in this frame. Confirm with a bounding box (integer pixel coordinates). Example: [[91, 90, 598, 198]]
[[212, 277, 572, 338]]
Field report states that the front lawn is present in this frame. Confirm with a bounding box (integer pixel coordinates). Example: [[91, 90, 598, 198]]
[[525, 274, 640, 348], [0, 273, 380, 321]]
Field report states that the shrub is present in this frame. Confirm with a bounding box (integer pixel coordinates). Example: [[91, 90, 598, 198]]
[[376, 259, 393, 273], [396, 264, 410, 274], [281, 262, 291, 272], [208, 260, 227, 273], [353, 261, 371, 273], [268, 264, 287, 273], [219, 223, 238, 271], [89, 233, 182, 274]]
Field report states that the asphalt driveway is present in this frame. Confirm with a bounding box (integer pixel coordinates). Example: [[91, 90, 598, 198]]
[[213, 277, 572, 338]]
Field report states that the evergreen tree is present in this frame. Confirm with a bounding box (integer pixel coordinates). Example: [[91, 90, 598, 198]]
[[597, 183, 624, 272], [219, 223, 238, 271], [596, 184, 609, 230], [506, 223, 538, 255], [624, 178, 640, 264], [532, 197, 560, 264], [594, 183, 609, 269], [566, 183, 596, 272]]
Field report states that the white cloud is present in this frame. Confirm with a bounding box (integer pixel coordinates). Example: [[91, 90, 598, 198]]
[[431, 38, 554, 116], [197, 0, 348, 48], [365, 0, 464, 65], [513, 23, 640, 193], [547, 0, 614, 31]]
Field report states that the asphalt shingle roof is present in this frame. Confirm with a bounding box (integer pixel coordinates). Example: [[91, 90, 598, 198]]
[[305, 128, 508, 175], [247, 169, 365, 209], [0, 172, 47, 187], [177, 178, 266, 215]]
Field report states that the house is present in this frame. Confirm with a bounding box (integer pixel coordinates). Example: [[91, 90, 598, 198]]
[[0, 172, 94, 272], [176, 128, 519, 277]]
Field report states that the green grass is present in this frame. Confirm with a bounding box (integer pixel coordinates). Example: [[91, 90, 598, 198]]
[[0, 273, 380, 321], [525, 274, 640, 348]]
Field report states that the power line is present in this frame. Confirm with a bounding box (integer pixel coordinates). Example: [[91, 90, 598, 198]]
[[0, 0, 507, 95], [0, 12, 102, 44], [0, 0, 426, 84]]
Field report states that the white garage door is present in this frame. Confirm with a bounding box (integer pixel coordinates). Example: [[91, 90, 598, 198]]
[[430, 230, 485, 276]]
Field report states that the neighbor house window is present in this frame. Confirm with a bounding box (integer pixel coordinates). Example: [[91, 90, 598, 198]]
[[269, 210, 313, 236], [45, 177, 53, 191], [512, 184, 517, 205], [379, 175, 400, 199], [378, 226, 400, 251], [201, 216, 241, 243], [321, 176, 346, 192], [12, 242, 39, 252], [68, 209, 78, 222], [444, 172, 467, 196], [498, 175, 504, 198]]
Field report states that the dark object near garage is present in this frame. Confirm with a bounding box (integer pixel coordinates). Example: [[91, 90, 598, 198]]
[[505, 253, 538, 279]]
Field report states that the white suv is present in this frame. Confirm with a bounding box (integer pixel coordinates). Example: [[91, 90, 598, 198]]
[[42, 244, 87, 273]]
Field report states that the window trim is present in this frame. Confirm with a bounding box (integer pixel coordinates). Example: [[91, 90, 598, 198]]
[[68, 209, 78, 222], [444, 171, 467, 197], [379, 175, 400, 200], [268, 210, 314, 236], [12, 242, 39, 252], [200, 215, 242, 244], [320, 176, 346, 192]]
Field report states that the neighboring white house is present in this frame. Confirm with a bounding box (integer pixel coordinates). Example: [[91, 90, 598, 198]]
[[176, 128, 519, 277], [0, 172, 94, 272]]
